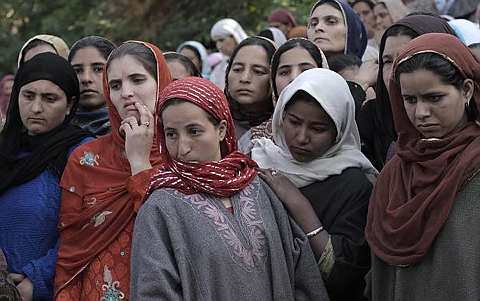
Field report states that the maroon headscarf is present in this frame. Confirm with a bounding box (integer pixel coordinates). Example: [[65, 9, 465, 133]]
[[268, 8, 297, 27], [366, 33, 480, 266], [148, 76, 258, 198]]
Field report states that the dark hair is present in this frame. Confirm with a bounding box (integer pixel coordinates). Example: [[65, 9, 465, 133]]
[[271, 38, 326, 98], [395, 52, 477, 120], [68, 36, 116, 62], [384, 25, 418, 41], [21, 39, 56, 63], [161, 98, 220, 126], [469, 43, 480, 50], [328, 54, 361, 73], [164, 52, 201, 78], [284, 90, 319, 112], [107, 42, 157, 79], [257, 29, 275, 41], [225, 36, 277, 97], [178, 45, 202, 71], [351, 0, 375, 10]]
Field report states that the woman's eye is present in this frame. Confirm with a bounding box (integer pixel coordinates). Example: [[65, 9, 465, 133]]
[[254, 69, 268, 76], [325, 17, 338, 25], [109, 83, 120, 90], [278, 69, 289, 76], [165, 132, 177, 139], [45, 96, 57, 103], [133, 77, 146, 84], [429, 95, 443, 102], [93, 66, 104, 73], [300, 66, 314, 72], [189, 128, 202, 136], [403, 97, 416, 104]]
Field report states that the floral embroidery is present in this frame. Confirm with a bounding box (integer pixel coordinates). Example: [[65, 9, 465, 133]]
[[173, 179, 267, 270], [101, 265, 125, 301], [79, 151, 99, 167], [92, 211, 113, 227]]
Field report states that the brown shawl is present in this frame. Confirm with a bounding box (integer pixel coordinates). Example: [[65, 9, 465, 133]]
[[366, 33, 480, 266]]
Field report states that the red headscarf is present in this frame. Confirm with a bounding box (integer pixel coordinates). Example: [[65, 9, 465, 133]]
[[366, 33, 480, 266], [148, 76, 257, 197], [55, 41, 172, 292]]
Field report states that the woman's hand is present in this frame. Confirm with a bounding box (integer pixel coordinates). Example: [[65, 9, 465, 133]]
[[355, 60, 379, 91], [259, 169, 328, 258], [259, 168, 306, 209], [8, 273, 33, 301], [120, 102, 154, 175]]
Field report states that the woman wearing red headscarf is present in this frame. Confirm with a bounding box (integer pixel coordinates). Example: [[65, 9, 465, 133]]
[[366, 33, 480, 300], [129, 76, 329, 300], [54, 41, 172, 300]]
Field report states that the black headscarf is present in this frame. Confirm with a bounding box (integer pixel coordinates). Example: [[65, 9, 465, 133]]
[[373, 14, 456, 168], [0, 52, 92, 195]]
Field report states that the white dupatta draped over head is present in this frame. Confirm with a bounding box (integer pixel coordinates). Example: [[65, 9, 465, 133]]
[[251, 68, 377, 187]]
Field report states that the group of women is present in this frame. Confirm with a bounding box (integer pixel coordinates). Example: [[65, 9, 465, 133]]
[[1, 0, 480, 300]]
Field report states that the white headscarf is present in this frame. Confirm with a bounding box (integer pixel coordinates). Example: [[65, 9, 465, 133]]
[[251, 68, 377, 187], [210, 18, 248, 44], [448, 19, 480, 46], [177, 41, 212, 78], [268, 27, 287, 47]]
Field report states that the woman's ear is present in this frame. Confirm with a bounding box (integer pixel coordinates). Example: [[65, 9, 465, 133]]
[[463, 79, 475, 103], [218, 120, 228, 141]]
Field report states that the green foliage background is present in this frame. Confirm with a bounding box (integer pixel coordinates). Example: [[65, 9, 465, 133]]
[[0, 0, 313, 74]]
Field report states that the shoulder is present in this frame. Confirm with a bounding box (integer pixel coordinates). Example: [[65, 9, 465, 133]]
[[308, 167, 373, 195], [66, 135, 114, 166]]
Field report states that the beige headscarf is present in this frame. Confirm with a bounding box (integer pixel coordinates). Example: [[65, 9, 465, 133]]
[[378, 0, 410, 23], [17, 34, 69, 67]]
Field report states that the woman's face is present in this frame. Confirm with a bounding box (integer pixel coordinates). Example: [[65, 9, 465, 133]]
[[71, 47, 107, 111], [353, 1, 377, 38], [162, 101, 227, 163], [275, 47, 318, 96], [400, 69, 473, 138], [382, 34, 413, 91], [18, 79, 72, 135], [215, 36, 237, 57], [307, 4, 347, 57], [179, 47, 201, 72], [283, 96, 337, 162], [107, 54, 157, 122], [227, 45, 271, 105], [167, 60, 190, 81], [374, 3, 393, 32]]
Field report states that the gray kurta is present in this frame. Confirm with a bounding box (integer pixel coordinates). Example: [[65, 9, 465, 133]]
[[367, 173, 480, 301], [131, 177, 328, 301]]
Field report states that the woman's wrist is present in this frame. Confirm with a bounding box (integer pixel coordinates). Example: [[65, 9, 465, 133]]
[[130, 161, 152, 175]]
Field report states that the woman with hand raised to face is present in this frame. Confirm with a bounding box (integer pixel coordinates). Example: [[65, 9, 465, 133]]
[[366, 33, 480, 301], [54, 41, 172, 300], [130, 76, 329, 301]]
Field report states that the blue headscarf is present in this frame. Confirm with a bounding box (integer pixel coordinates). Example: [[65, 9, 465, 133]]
[[310, 0, 367, 59]]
